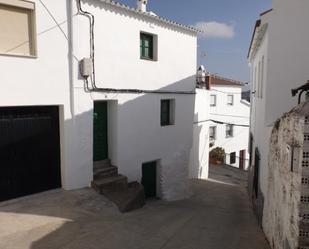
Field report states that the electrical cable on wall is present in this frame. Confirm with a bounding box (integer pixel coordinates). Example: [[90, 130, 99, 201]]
[[211, 89, 247, 95], [76, 0, 196, 95], [194, 119, 250, 127]]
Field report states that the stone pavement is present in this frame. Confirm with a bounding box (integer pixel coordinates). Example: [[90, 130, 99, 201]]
[[0, 164, 270, 249]]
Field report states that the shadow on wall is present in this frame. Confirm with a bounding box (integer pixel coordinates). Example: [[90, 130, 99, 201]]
[[189, 113, 202, 178], [1, 75, 198, 248], [0, 3, 202, 249]]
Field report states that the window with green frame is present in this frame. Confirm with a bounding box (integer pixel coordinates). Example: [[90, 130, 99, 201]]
[[161, 99, 175, 126], [140, 33, 153, 60]]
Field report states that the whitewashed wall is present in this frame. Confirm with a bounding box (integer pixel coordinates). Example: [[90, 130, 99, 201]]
[[0, 0, 94, 190], [189, 88, 210, 179], [249, 28, 271, 198], [209, 85, 250, 169], [265, 0, 309, 125], [249, 0, 309, 206], [0, 0, 197, 201], [72, 0, 197, 200], [263, 107, 305, 249]]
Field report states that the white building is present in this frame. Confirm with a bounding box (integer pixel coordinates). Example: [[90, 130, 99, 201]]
[[248, 0, 309, 239], [189, 67, 211, 179], [0, 0, 198, 202], [208, 75, 250, 169]]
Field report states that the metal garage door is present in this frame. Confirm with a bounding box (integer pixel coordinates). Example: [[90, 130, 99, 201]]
[[0, 106, 61, 202]]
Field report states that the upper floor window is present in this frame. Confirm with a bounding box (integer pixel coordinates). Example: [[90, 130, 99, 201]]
[[161, 99, 175, 126], [209, 126, 216, 140], [0, 0, 36, 56], [227, 95, 234, 106], [140, 32, 153, 60], [226, 124, 234, 138], [210, 95, 216, 107]]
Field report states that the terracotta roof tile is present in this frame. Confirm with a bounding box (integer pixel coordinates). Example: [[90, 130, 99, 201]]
[[208, 75, 244, 87]]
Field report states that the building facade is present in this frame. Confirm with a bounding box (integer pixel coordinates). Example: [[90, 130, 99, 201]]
[[0, 0, 198, 202], [248, 0, 309, 246], [189, 81, 210, 180], [209, 75, 250, 170]]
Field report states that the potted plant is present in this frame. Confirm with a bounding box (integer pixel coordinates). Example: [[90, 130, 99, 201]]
[[209, 147, 225, 165]]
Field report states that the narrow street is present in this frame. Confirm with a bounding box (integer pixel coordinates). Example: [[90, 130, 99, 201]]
[[0, 164, 269, 249]]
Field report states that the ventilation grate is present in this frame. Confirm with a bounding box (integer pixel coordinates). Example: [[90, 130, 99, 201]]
[[302, 160, 309, 167], [304, 152, 309, 159], [300, 213, 309, 222], [301, 196, 309, 203], [299, 230, 309, 237], [302, 178, 309, 185]]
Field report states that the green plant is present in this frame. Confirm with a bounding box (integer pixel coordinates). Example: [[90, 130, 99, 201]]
[[209, 147, 225, 162]]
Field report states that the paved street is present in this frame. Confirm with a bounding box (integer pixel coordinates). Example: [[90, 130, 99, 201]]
[[0, 165, 270, 249]]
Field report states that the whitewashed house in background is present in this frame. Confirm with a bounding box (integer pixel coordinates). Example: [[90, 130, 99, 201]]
[[189, 66, 211, 180], [0, 0, 198, 202], [248, 0, 309, 246], [208, 75, 250, 169]]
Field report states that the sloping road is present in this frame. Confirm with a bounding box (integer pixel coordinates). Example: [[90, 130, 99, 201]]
[[0, 164, 269, 249]]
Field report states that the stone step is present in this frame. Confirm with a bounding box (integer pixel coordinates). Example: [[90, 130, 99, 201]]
[[94, 166, 118, 180], [104, 182, 145, 213], [92, 174, 128, 194], [94, 159, 111, 170]]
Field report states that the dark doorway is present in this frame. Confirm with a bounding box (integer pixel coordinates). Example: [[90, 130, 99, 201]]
[[239, 150, 246, 170], [142, 161, 157, 198], [93, 102, 108, 161], [253, 148, 260, 198], [0, 106, 61, 202]]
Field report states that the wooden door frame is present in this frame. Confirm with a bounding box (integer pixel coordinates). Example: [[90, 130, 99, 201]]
[[239, 150, 245, 170]]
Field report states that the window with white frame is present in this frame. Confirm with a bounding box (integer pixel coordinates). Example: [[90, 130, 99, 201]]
[[227, 95, 234, 105], [209, 126, 216, 140], [210, 95, 216, 106], [0, 0, 36, 56], [226, 124, 234, 138]]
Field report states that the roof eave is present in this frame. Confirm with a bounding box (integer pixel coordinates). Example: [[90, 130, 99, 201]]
[[247, 19, 261, 59], [97, 0, 199, 34]]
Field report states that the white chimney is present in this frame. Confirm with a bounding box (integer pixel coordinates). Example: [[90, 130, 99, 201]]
[[137, 0, 147, 12]]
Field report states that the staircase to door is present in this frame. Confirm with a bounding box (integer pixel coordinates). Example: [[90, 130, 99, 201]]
[[92, 101, 145, 212]]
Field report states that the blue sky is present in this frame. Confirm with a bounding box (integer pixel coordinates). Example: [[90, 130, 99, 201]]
[[119, 0, 271, 82]]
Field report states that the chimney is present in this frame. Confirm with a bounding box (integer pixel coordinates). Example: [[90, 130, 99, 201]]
[[137, 0, 147, 12]]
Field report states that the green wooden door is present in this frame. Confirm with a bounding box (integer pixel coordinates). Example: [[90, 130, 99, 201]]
[[93, 102, 108, 161], [142, 161, 157, 198]]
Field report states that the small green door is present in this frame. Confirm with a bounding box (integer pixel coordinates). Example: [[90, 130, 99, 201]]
[[93, 102, 108, 161], [142, 161, 157, 198]]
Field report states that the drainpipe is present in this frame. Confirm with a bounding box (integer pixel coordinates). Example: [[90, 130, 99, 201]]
[[67, 0, 75, 120]]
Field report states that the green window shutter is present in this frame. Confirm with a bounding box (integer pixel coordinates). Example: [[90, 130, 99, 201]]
[[140, 33, 153, 59], [161, 100, 170, 126]]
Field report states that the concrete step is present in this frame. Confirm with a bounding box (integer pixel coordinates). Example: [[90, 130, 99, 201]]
[[94, 166, 118, 180], [92, 174, 128, 194], [94, 159, 111, 170], [104, 182, 145, 213]]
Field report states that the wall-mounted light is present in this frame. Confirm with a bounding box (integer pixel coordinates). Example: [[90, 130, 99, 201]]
[[291, 80, 309, 104]]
